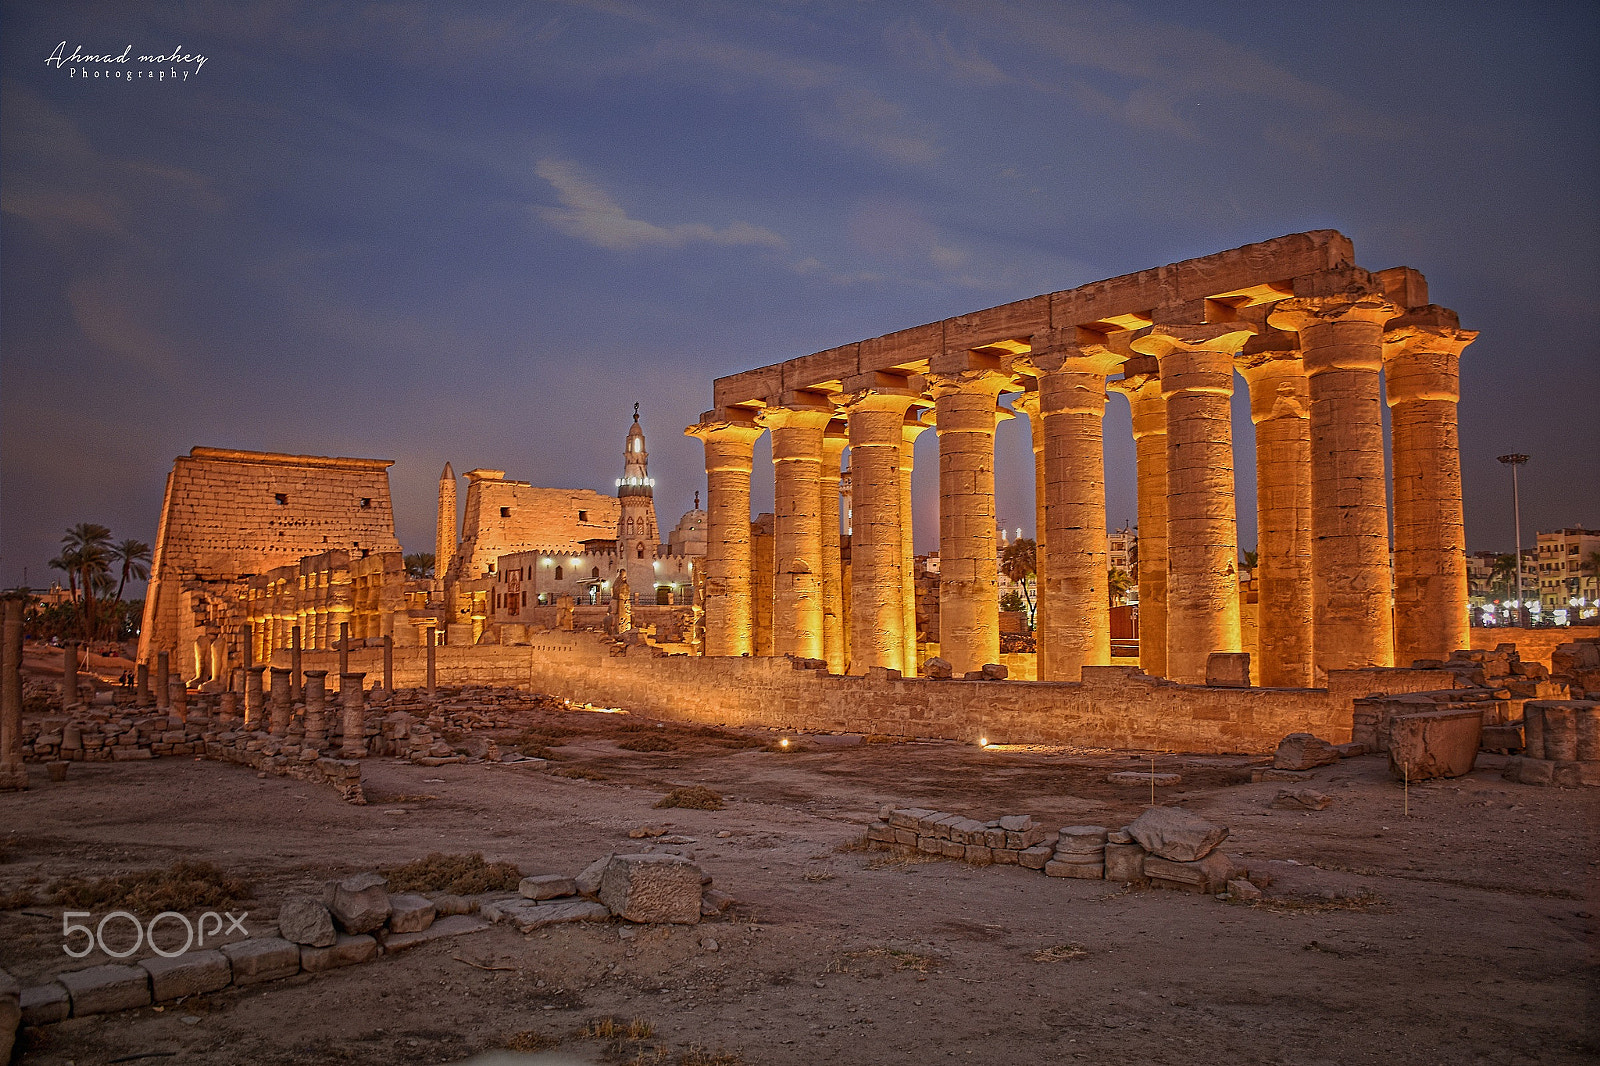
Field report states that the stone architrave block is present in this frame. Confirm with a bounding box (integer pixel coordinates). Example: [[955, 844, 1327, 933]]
[[1125, 807, 1229, 862], [57, 964, 151, 1015], [221, 937, 301, 984], [20, 982, 70, 1026], [520, 874, 577, 901], [1273, 733, 1341, 770], [329, 871, 390, 934], [278, 896, 337, 947], [1388, 709, 1481, 782], [300, 933, 378, 972], [1145, 852, 1238, 893], [599, 854, 703, 924], [387, 893, 437, 933], [1103, 843, 1147, 883], [139, 950, 231, 1001]]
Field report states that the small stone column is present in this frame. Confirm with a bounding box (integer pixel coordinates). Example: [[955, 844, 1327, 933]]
[[153, 649, 169, 711], [1271, 272, 1399, 672], [169, 676, 188, 721], [1108, 359, 1168, 679], [303, 670, 328, 749], [686, 414, 766, 657], [1033, 333, 1121, 681], [425, 627, 437, 695], [1238, 341, 1315, 688], [245, 665, 266, 729], [268, 666, 293, 736], [63, 642, 80, 712], [930, 366, 1012, 677], [758, 399, 834, 661], [338, 622, 350, 677], [340, 672, 367, 758], [820, 425, 849, 674], [382, 635, 394, 693], [290, 626, 303, 701], [845, 387, 921, 672], [1011, 389, 1048, 678], [1131, 321, 1254, 684], [218, 690, 238, 724], [2, 599, 26, 790], [135, 661, 151, 706], [242, 624, 254, 671], [899, 414, 932, 676], [1384, 308, 1476, 666]]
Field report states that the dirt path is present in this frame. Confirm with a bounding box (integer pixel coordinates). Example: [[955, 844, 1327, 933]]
[[2, 706, 1596, 1065]]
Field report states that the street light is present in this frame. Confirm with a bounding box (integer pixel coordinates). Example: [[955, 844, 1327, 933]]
[[1497, 454, 1529, 625]]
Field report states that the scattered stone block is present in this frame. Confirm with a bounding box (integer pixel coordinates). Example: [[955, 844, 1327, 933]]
[[1107, 771, 1181, 786], [1270, 788, 1331, 811], [1106, 829, 1134, 845], [329, 872, 390, 934], [1125, 807, 1228, 862], [221, 937, 301, 985], [1334, 742, 1368, 758], [387, 893, 436, 933], [964, 845, 993, 865], [1252, 767, 1312, 782], [1018, 844, 1052, 870], [57, 964, 151, 1015], [1388, 709, 1481, 782], [1226, 878, 1262, 902], [1480, 723, 1523, 753], [922, 657, 953, 680], [139, 950, 231, 1001], [483, 898, 608, 933], [20, 982, 69, 1026], [278, 896, 337, 947], [981, 663, 1008, 680], [701, 888, 736, 916], [519, 874, 576, 900], [1205, 652, 1251, 687], [433, 894, 476, 916], [1056, 825, 1108, 853], [1103, 842, 1146, 883], [1506, 756, 1554, 787], [599, 854, 703, 924], [1273, 733, 1340, 770], [1044, 859, 1104, 879], [1145, 852, 1238, 894], [998, 815, 1032, 832], [300, 933, 378, 972]]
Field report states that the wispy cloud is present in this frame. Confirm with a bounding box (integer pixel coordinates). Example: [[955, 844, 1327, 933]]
[[532, 158, 786, 252]]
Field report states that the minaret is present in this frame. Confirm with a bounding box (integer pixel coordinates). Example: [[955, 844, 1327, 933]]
[[616, 404, 660, 555], [436, 462, 457, 583]]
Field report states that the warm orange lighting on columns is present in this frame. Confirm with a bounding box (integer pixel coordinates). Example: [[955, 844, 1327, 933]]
[[758, 399, 835, 661], [820, 424, 848, 674], [1109, 358, 1168, 679], [899, 413, 932, 676], [686, 413, 765, 657], [845, 387, 920, 672], [1271, 273, 1399, 672], [1384, 308, 1476, 665]]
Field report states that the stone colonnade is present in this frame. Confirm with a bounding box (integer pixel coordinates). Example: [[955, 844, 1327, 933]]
[[689, 236, 1473, 685]]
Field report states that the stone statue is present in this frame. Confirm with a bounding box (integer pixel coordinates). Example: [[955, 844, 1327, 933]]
[[611, 569, 632, 633]]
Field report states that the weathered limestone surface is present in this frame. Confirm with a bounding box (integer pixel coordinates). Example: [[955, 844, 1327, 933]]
[[328, 871, 390, 934], [685, 416, 764, 657], [221, 937, 301, 984], [387, 893, 437, 933], [1387, 708, 1481, 781], [299, 933, 377, 972], [1124, 806, 1228, 862], [598, 854, 704, 924], [759, 402, 833, 661], [1110, 360, 1168, 680], [845, 389, 920, 672], [900, 417, 931, 676], [278, 895, 338, 947], [1273, 732, 1341, 771], [57, 964, 151, 1015], [139, 950, 231, 1001], [820, 428, 848, 674]]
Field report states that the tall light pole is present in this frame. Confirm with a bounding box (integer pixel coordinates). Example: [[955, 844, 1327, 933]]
[[1497, 453, 1530, 625]]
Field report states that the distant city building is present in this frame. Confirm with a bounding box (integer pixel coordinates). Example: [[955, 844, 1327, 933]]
[[1534, 527, 1600, 621]]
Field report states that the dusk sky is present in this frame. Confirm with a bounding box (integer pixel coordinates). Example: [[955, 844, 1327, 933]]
[[3, 0, 1596, 596]]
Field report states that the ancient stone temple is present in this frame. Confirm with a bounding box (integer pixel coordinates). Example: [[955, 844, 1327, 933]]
[[688, 231, 1473, 685]]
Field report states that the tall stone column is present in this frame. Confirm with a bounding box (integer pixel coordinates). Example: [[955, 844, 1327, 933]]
[[268, 666, 292, 736], [899, 414, 932, 676], [1, 599, 26, 790], [1032, 334, 1121, 680], [135, 661, 150, 706], [290, 625, 303, 701], [245, 665, 266, 728], [195, 633, 213, 684], [437, 462, 458, 587], [425, 626, 437, 695], [1109, 359, 1168, 679], [820, 426, 848, 673], [63, 642, 80, 712], [758, 400, 834, 660], [382, 634, 395, 692], [1131, 322, 1253, 684], [930, 367, 1011, 676], [303, 670, 328, 749], [338, 621, 350, 677], [1384, 308, 1476, 664], [340, 672, 367, 758], [152, 648, 168, 711], [845, 387, 921, 673], [1011, 389, 1048, 678], [1271, 273, 1399, 671], [686, 414, 765, 657], [1239, 342, 1315, 688]]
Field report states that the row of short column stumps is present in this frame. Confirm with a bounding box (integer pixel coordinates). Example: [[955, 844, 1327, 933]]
[[5, 855, 735, 1035], [866, 805, 1257, 897]]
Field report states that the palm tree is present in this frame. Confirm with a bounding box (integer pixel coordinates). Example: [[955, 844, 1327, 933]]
[[1241, 549, 1259, 571], [1108, 567, 1134, 607], [111, 539, 152, 602], [999, 537, 1037, 630], [1488, 553, 1518, 601], [404, 552, 436, 579], [62, 523, 112, 640], [48, 553, 79, 602]]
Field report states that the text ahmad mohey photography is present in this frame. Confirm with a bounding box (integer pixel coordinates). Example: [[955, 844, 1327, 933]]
[[46, 41, 208, 80]]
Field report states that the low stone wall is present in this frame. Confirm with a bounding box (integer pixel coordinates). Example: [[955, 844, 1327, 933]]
[[1469, 626, 1600, 666]]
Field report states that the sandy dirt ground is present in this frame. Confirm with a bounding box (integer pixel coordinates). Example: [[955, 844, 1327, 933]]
[[1, 700, 1597, 1066]]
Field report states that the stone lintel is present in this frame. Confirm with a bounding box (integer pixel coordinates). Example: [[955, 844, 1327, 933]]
[[1373, 266, 1429, 311]]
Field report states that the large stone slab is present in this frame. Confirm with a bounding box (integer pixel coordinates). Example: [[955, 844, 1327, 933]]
[[329, 871, 390, 934], [139, 949, 231, 1000], [483, 898, 610, 933], [1145, 852, 1239, 893], [300, 933, 378, 972], [519, 874, 577, 900], [379, 913, 491, 951], [221, 936, 301, 984], [278, 895, 337, 947], [598, 854, 703, 924], [1124, 807, 1228, 862], [575, 855, 612, 897], [1388, 708, 1481, 782], [1273, 733, 1341, 771], [57, 964, 151, 1015]]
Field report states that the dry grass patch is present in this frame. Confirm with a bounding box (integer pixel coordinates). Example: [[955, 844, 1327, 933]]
[[50, 861, 251, 912], [580, 1016, 655, 1040], [1031, 943, 1089, 962], [381, 853, 521, 895], [828, 946, 941, 974], [861, 845, 944, 870], [618, 733, 677, 753], [553, 765, 607, 781], [654, 786, 724, 810], [0, 886, 36, 910], [504, 1029, 561, 1052], [679, 1048, 749, 1066]]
